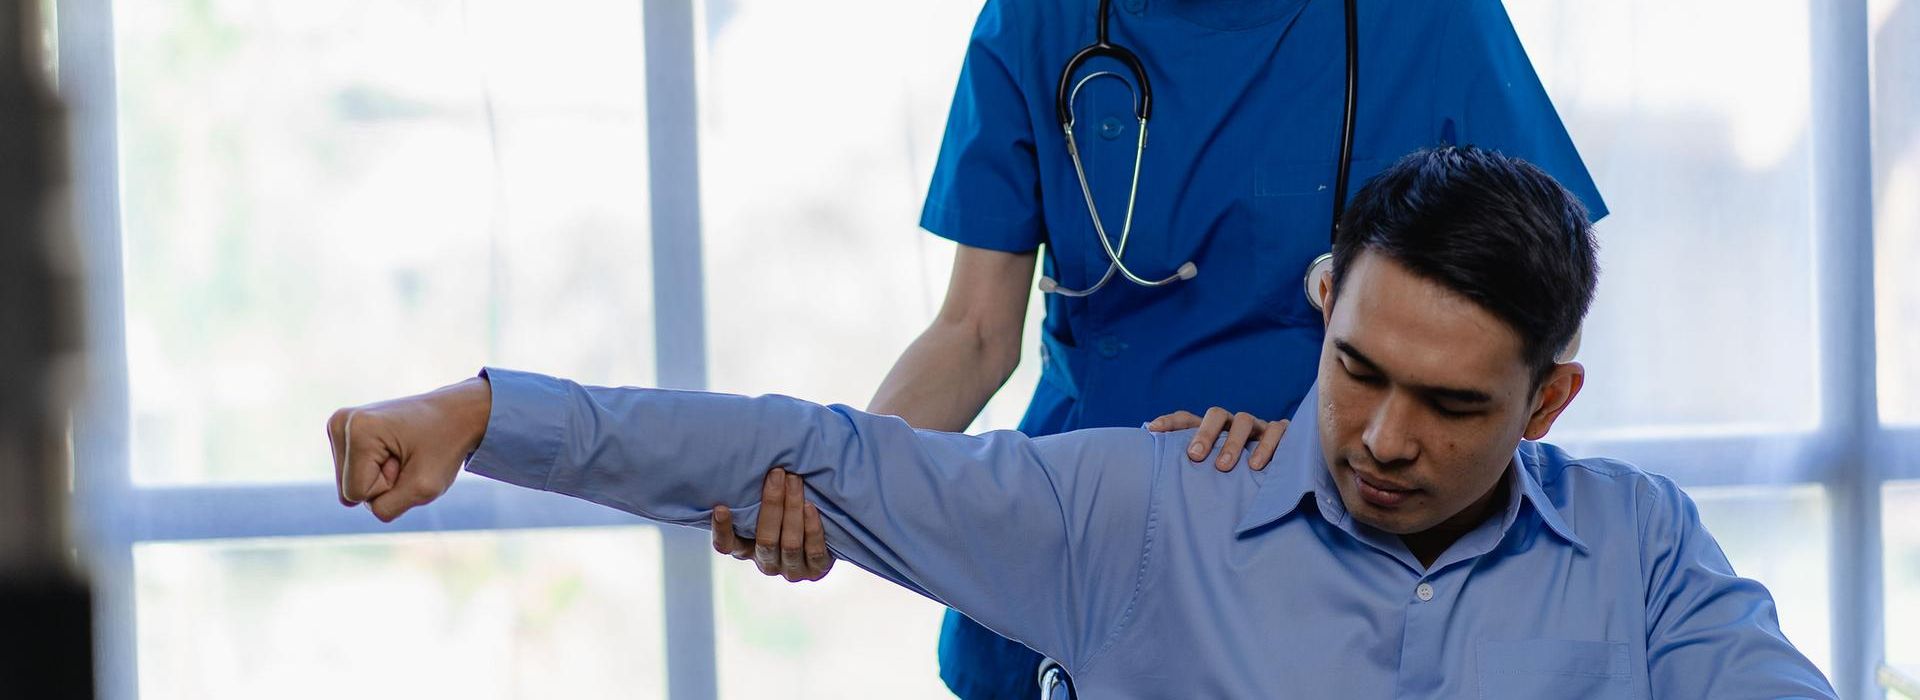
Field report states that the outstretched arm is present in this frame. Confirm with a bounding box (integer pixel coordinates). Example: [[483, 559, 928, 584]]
[[327, 368, 1160, 671]]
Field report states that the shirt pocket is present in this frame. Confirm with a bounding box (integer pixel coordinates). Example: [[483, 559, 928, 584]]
[[1248, 159, 1355, 326], [1477, 639, 1635, 700]]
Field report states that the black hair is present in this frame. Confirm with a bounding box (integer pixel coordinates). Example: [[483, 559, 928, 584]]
[[1329, 146, 1599, 385]]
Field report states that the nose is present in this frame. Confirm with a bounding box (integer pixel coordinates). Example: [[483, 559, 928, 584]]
[[1361, 391, 1421, 468]]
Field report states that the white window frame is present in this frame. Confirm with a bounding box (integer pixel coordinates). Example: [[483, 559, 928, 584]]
[[59, 0, 718, 698], [56, 0, 1909, 698]]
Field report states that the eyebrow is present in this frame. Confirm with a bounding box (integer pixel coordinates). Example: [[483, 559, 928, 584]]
[[1332, 339, 1495, 404]]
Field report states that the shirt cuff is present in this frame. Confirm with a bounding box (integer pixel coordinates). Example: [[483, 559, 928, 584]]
[[464, 366, 569, 492]]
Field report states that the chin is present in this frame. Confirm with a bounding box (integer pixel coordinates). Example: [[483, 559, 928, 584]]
[[1340, 494, 1428, 535]]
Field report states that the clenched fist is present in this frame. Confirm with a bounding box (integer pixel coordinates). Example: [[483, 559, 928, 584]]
[[325, 377, 492, 522]]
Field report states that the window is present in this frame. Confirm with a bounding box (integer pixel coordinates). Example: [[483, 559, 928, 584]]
[[113, 0, 657, 485], [57, 0, 1910, 697], [694, 1, 1019, 695], [134, 528, 667, 700], [1872, 0, 1920, 426], [71, 0, 677, 697], [1508, 0, 1819, 439], [1887, 483, 1920, 692], [1508, 0, 1848, 678]]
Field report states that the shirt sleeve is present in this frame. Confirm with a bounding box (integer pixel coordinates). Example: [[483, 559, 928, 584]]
[[918, 0, 1047, 253], [1637, 474, 1836, 698], [464, 367, 1158, 670], [1433, 0, 1609, 223]]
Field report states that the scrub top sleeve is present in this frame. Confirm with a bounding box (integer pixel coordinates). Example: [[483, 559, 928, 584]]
[[1434, 0, 1609, 223], [918, 0, 1047, 253]]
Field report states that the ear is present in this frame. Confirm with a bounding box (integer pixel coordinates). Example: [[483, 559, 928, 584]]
[[1523, 362, 1585, 440]]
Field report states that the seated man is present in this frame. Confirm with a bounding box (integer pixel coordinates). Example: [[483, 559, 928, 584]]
[[326, 147, 1834, 698]]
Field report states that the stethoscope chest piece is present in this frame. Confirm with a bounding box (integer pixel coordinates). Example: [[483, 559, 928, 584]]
[[1304, 252, 1335, 311]]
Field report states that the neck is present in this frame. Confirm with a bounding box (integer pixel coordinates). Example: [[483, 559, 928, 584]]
[[1400, 471, 1509, 568]]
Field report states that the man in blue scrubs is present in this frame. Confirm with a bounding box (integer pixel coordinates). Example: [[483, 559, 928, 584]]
[[717, 0, 1613, 696], [326, 147, 1830, 698]]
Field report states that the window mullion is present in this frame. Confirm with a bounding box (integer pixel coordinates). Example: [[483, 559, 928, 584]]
[[57, 0, 138, 696], [124, 481, 651, 543], [642, 0, 718, 698], [1809, 0, 1882, 696]]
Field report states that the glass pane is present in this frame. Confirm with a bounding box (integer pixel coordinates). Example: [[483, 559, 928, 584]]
[[714, 563, 951, 698], [1506, 0, 1819, 436], [1886, 481, 1920, 691], [1872, 0, 1920, 425], [134, 527, 666, 700], [696, 0, 1037, 432], [1689, 484, 1833, 676], [115, 0, 654, 484], [697, 1, 1005, 695]]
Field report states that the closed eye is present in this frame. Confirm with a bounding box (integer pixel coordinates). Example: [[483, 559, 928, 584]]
[[1341, 360, 1385, 386]]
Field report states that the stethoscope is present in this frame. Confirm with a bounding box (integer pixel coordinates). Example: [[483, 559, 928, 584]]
[[1040, 0, 1359, 309]]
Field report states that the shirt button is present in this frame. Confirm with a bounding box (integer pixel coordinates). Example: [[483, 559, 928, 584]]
[[1416, 582, 1435, 602], [1096, 336, 1123, 358], [1100, 116, 1126, 140]]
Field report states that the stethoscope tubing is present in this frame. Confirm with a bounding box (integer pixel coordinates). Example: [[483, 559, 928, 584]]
[[1045, 0, 1356, 300]]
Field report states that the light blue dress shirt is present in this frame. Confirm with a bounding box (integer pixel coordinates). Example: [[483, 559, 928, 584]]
[[465, 367, 1834, 699]]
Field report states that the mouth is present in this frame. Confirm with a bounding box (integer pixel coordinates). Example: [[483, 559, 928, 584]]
[[1351, 470, 1418, 509]]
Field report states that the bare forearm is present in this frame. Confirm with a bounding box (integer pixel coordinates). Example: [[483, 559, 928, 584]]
[[867, 317, 1019, 432]]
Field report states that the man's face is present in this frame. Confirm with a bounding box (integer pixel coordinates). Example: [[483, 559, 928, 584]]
[[1316, 252, 1577, 537]]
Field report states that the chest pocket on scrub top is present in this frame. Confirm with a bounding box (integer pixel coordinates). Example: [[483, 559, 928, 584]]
[[1250, 157, 1378, 325], [1476, 639, 1634, 700]]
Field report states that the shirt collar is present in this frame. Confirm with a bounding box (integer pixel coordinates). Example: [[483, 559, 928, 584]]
[[1232, 383, 1588, 554], [1232, 385, 1334, 534], [1514, 442, 1588, 552]]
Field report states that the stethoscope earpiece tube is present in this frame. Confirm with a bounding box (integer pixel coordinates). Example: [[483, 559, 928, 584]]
[[1307, 0, 1361, 312], [1044, 0, 1192, 297]]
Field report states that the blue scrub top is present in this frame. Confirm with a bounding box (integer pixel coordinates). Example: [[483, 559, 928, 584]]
[[919, 0, 1606, 697], [921, 0, 1606, 440]]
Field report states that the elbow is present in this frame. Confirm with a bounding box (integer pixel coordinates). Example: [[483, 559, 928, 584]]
[[979, 327, 1023, 389], [930, 309, 1023, 389]]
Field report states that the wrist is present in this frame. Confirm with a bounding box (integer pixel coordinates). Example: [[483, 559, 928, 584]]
[[446, 376, 492, 456]]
